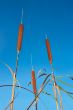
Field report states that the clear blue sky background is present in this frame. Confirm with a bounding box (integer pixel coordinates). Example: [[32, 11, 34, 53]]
[[0, 0, 73, 110]]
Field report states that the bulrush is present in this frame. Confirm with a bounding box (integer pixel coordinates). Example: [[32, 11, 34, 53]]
[[17, 23, 24, 52], [46, 37, 52, 64], [10, 8, 24, 110], [32, 69, 37, 94], [17, 8, 24, 52]]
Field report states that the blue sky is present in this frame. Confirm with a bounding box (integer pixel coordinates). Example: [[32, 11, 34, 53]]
[[0, 0, 73, 110]]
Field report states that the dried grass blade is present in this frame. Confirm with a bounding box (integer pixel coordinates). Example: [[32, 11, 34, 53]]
[[69, 76, 73, 80], [56, 79, 73, 88], [58, 85, 73, 95], [53, 84, 59, 110], [10, 73, 16, 110], [0, 61, 14, 77], [0, 84, 33, 93], [56, 85, 63, 110], [38, 73, 47, 78]]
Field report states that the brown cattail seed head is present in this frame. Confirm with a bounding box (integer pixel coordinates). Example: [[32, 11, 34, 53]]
[[17, 24, 24, 52], [32, 70, 37, 94], [46, 38, 52, 64]]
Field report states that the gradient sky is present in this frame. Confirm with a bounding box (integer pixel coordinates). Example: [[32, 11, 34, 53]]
[[0, 0, 73, 110]]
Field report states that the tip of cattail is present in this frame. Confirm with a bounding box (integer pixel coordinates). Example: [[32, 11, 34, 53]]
[[30, 54, 34, 70], [31, 63, 34, 70], [45, 34, 48, 40], [21, 8, 23, 24]]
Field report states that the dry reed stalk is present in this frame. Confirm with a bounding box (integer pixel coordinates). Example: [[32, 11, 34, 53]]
[[55, 84, 63, 110], [53, 82, 59, 110], [53, 82, 64, 110], [52, 74, 59, 110], [10, 73, 16, 110], [46, 37, 52, 64]]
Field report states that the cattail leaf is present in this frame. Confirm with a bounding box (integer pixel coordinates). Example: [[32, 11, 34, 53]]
[[0, 61, 14, 77], [60, 86, 73, 99], [37, 68, 47, 76], [56, 74, 73, 79], [42, 90, 51, 96], [42, 74, 51, 86], [42, 90, 55, 99], [66, 93, 73, 99], [0, 84, 33, 94], [58, 85, 73, 95], [69, 77, 73, 80], [53, 86, 59, 110], [38, 73, 48, 78], [57, 79, 73, 88], [55, 84, 64, 110], [28, 81, 31, 86]]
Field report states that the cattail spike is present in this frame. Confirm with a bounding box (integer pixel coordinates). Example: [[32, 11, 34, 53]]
[[46, 37, 52, 64], [31, 69, 37, 109], [32, 69, 37, 94], [17, 24, 24, 52]]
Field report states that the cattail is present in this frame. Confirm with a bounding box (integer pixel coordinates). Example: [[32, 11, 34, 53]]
[[10, 9, 24, 110], [46, 37, 52, 64], [17, 24, 24, 52], [32, 69, 37, 94]]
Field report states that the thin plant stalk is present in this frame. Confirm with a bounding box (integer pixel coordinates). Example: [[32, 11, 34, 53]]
[[10, 51, 19, 110], [10, 73, 16, 110], [57, 86, 63, 110], [10, 8, 24, 110]]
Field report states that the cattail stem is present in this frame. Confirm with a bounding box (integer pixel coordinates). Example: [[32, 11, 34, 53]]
[[35, 94, 38, 110], [53, 84, 59, 110], [10, 73, 16, 110], [10, 50, 20, 110], [16, 51, 20, 75]]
